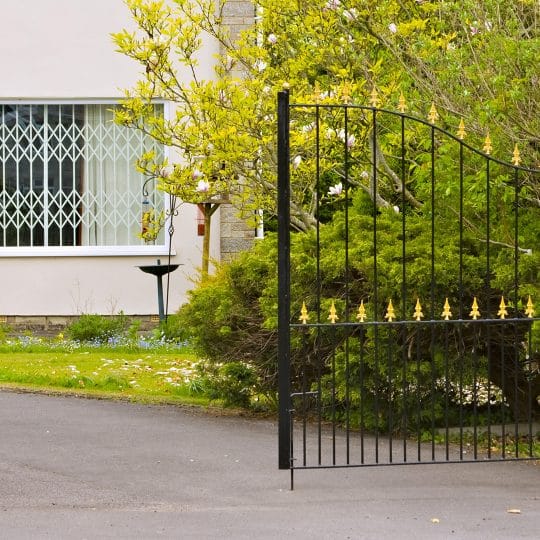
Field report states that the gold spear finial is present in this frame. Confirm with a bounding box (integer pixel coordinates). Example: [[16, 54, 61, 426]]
[[413, 298, 424, 321], [497, 296, 508, 319], [428, 102, 439, 124], [398, 92, 407, 113], [328, 301, 339, 324], [299, 301, 310, 324], [370, 87, 379, 108], [483, 132, 493, 155], [457, 119, 467, 140], [470, 297, 481, 320], [525, 295, 535, 318], [356, 300, 367, 323], [385, 299, 396, 322], [441, 298, 452, 320], [512, 144, 521, 166]]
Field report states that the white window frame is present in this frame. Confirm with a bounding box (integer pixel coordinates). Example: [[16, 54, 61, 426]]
[[0, 99, 175, 257]]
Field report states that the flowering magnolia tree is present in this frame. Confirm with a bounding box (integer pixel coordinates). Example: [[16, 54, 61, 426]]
[[114, 0, 539, 416], [114, 0, 539, 279]]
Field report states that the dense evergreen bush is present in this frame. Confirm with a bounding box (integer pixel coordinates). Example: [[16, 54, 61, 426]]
[[178, 190, 539, 424]]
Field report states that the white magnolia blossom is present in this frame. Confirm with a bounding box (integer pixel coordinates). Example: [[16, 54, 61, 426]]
[[337, 129, 356, 148], [324, 0, 342, 10], [301, 122, 315, 133], [328, 182, 343, 196], [292, 155, 302, 169], [254, 59, 267, 72], [360, 170, 370, 179], [196, 179, 210, 193], [388, 23, 398, 34], [343, 9, 358, 21], [192, 168, 204, 180], [160, 165, 173, 178], [267, 33, 277, 44]]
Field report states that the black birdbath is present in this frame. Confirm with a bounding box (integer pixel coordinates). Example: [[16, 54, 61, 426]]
[[138, 259, 180, 322]]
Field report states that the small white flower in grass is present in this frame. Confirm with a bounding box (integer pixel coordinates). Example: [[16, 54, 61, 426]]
[[484, 21, 493, 31], [328, 183, 343, 196], [388, 23, 398, 34], [267, 33, 277, 45], [292, 155, 302, 169], [196, 179, 210, 193], [393, 205, 400, 214]]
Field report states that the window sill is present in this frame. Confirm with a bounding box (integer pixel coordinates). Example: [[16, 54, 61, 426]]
[[0, 246, 176, 257]]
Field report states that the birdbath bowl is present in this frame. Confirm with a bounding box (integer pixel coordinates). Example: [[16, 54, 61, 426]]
[[137, 259, 180, 322]]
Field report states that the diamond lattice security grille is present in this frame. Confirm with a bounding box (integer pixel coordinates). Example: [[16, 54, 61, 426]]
[[0, 104, 164, 247]]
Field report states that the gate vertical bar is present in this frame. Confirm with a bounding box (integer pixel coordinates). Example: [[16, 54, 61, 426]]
[[277, 90, 292, 471]]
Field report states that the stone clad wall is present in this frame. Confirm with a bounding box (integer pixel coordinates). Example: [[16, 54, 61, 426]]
[[220, 1, 257, 261], [220, 204, 256, 262], [222, 0, 255, 42]]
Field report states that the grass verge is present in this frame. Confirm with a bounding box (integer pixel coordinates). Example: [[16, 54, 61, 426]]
[[0, 349, 212, 407]]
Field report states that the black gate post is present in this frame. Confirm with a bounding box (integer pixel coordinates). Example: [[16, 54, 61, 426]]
[[277, 90, 291, 470]]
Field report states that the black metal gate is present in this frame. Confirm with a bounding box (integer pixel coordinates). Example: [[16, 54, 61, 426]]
[[277, 90, 539, 487]]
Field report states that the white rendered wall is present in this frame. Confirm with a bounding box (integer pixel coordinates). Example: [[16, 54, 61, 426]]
[[0, 0, 221, 316]]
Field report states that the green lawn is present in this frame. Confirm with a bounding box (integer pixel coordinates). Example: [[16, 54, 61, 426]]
[[0, 349, 211, 406]]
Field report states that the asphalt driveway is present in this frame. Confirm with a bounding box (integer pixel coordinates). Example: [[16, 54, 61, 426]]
[[0, 391, 538, 539]]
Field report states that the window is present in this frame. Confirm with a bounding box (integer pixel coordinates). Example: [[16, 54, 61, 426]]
[[0, 103, 164, 251]]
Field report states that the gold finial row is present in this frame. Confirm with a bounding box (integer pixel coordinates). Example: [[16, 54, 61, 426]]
[[299, 295, 535, 323], [318, 85, 528, 168], [327, 87, 524, 166]]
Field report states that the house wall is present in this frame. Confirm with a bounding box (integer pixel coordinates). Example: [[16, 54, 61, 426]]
[[0, 0, 223, 317]]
